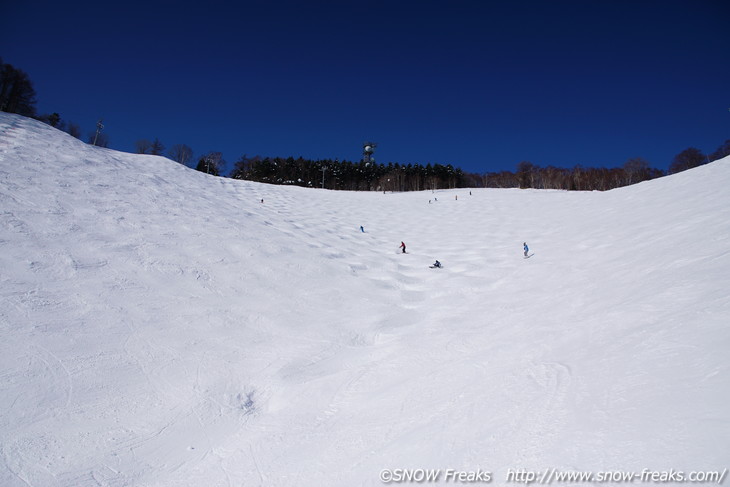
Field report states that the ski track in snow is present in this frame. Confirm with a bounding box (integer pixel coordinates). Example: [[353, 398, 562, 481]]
[[1, 113, 729, 486]]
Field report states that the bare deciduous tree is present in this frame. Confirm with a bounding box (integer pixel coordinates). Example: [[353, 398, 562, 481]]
[[135, 139, 152, 154], [669, 147, 705, 174], [709, 140, 730, 162], [67, 123, 81, 139], [169, 144, 194, 166], [623, 157, 650, 185]]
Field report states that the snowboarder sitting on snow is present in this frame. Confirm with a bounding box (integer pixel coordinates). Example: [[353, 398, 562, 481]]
[[400, 241, 406, 253], [523, 242, 529, 257], [432, 260, 442, 268]]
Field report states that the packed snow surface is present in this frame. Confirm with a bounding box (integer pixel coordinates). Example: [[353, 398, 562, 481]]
[[1, 113, 729, 486]]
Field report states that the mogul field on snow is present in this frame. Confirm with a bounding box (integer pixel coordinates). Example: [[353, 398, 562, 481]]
[[1, 114, 729, 486]]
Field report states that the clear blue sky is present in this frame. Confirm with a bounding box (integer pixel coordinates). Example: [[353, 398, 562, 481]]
[[2, 0, 728, 174]]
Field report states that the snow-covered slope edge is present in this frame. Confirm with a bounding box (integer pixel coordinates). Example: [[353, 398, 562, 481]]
[[1, 113, 729, 486]]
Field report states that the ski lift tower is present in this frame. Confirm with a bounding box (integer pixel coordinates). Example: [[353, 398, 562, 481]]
[[362, 142, 377, 164], [92, 119, 104, 146]]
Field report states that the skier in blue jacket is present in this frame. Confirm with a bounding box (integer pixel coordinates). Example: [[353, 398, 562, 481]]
[[523, 242, 529, 257]]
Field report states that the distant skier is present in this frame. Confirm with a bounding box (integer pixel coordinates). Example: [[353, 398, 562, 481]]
[[360, 226, 365, 233], [431, 260, 442, 268], [400, 241, 407, 253], [523, 242, 529, 257]]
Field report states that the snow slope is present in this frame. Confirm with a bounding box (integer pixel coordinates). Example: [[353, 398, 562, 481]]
[[1, 113, 729, 486]]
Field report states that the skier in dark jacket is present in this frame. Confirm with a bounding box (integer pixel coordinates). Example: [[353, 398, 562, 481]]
[[400, 241, 406, 253]]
